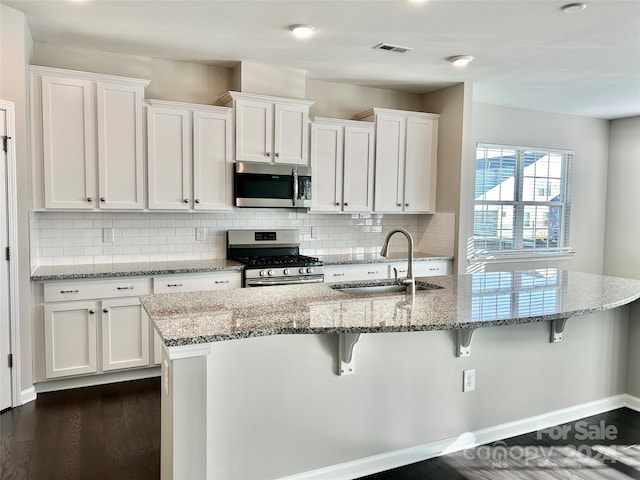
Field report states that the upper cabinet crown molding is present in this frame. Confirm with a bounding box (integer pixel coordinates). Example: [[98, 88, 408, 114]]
[[146, 99, 231, 114], [354, 107, 440, 121], [219, 91, 315, 108], [30, 65, 150, 88]]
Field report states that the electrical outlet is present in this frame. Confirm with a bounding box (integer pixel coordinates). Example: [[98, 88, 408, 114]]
[[102, 227, 113, 244], [463, 369, 476, 392], [196, 227, 207, 242], [310, 226, 319, 239]]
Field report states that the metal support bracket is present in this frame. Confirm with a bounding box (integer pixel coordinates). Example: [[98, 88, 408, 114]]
[[457, 328, 477, 357], [551, 317, 569, 343], [339, 333, 361, 375]]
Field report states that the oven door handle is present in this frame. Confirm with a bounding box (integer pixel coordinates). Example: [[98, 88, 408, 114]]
[[292, 167, 298, 207], [246, 276, 324, 287]]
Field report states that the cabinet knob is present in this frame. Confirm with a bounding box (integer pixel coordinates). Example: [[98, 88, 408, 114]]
[[405, 203, 409, 207], [335, 202, 340, 206], [195, 199, 200, 204], [275, 152, 280, 157], [87, 197, 93, 203], [183, 199, 189, 204], [344, 202, 349, 206], [266, 152, 271, 157], [88, 309, 95, 315], [396, 203, 401, 207], [100, 197, 106, 202], [103, 308, 109, 314]]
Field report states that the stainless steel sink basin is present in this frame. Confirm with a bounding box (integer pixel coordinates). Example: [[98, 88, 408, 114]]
[[329, 280, 443, 296]]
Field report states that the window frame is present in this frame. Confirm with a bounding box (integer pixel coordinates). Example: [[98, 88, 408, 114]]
[[471, 143, 575, 262]]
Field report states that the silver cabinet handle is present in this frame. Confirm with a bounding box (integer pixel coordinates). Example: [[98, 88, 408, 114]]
[[266, 152, 271, 157], [103, 308, 109, 313], [367, 271, 378, 275], [88, 309, 95, 315], [167, 283, 183, 287], [275, 152, 280, 157], [60, 289, 79, 294], [195, 199, 200, 204], [117, 286, 134, 290], [100, 197, 106, 202], [183, 199, 189, 204], [332, 273, 345, 277], [292, 167, 298, 207], [87, 197, 93, 202], [214, 280, 229, 284]]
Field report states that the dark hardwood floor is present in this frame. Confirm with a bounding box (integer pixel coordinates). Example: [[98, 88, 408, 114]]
[[0, 378, 160, 480], [2, 379, 639, 480]]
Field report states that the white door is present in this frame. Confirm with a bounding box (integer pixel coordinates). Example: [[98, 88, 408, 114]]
[[0, 107, 11, 410], [310, 122, 343, 212], [273, 102, 309, 165], [193, 109, 232, 210], [373, 114, 405, 212], [234, 98, 272, 163], [342, 124, 374, 212], [147, 106, 191, 209], [101, 298, 149, 371], [404, 116, 437, 213]]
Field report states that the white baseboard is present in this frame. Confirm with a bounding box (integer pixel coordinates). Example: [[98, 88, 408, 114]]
[[20, 386, 36, 405], [625, 394, 640, 412], [34, 367, 161, 394], [280, 394, 627, 480]]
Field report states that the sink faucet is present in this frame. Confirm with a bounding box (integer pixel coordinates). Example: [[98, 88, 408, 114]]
[[380, 228, 415, 295]]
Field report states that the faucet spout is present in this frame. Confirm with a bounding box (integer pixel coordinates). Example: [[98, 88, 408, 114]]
[[380, 228, 415, 295]]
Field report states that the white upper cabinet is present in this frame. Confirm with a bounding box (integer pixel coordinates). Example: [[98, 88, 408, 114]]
[[220, 91, 314, 166], [147, 100, 233, 210], [355, 108, 439, 213], [33, 66, 148, 210], [311, 117, 374, 213]]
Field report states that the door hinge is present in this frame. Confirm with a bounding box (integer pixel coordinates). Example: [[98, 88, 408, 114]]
[[7, 354, 12, 368], [5, 246, 9, 261], [2, 136, 10, 153]]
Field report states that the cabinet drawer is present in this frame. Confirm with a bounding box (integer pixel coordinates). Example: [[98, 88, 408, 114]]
[[324, 264, 388, 282], [390, 260, 451, 277], [43, 277, 150, 303], [153, 272, 241, 293]]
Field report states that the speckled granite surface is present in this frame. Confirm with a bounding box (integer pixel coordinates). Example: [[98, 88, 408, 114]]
[[320, 252, 452, 265], [31, 258, 244, 281], [140, 269, 640, 347]]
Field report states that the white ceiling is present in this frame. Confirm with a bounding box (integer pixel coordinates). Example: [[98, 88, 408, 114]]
[[3, 0, 640, 119]]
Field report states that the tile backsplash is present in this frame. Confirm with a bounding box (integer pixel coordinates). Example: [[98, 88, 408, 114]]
[[29, 209, 455, 268]]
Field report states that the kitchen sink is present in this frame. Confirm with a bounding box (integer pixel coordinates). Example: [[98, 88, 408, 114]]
[[329, 280, 443, 296]]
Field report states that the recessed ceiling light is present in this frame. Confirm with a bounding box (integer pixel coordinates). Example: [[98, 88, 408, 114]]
[[561, 3, 587, 13], [289, 24, 316, 38], [448, 55, 474, 67]]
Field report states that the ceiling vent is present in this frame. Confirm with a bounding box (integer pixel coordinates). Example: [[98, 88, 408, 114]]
[[372, 43, 413, 53]]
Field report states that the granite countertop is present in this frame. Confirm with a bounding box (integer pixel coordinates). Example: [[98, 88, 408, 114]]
[[30, 258, 244, 281], [320, 252, 452, 265], [140, 269, 640, 347]]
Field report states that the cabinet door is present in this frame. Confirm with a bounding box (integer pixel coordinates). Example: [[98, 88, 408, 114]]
[[147, 106, 191, 209], [96, 82, 145, 209], [44, 301, 97, 378], [324, 264, 387, 282], [101, 298, 150, 371], [310, 122, 343, 212], [235, 98, 273, 163], [343, 125, 374, 212], [274, 103, 309, 165], [404, 116, 438, 213], [373, 114, 405, 212], [41, 76, 96, 209], [193, 109, 232, 210]]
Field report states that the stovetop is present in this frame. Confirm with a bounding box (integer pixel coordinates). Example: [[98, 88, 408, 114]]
[[232, 254, 322, 269]]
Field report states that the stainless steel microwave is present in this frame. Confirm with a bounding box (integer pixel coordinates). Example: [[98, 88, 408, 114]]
[[234, 162, 312, 208]]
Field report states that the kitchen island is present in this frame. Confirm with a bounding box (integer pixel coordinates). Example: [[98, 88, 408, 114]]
[[140, 269, 640, 479]]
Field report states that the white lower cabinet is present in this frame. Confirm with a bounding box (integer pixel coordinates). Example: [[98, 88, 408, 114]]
[[324, 260, 452, 283], [44, 301, 98, 379], [388, 260, 451, 277], [101, 297, 149, 371]]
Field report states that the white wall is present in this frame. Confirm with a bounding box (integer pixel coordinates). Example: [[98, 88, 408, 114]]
[[603, 116, 640, 397], [468, 104, 610, 275], [0, 4, 34, 397]]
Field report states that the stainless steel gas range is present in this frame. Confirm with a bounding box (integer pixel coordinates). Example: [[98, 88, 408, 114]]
[[227, 229, 324, 287]]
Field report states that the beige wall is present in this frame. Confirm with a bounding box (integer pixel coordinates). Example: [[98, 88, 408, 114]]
[[603, 116, 640, 397], [237, 62, 307, 99], [0, 4, 34, 396]]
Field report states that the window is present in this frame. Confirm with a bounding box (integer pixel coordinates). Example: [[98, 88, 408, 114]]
[[473, 143, 572, 257]]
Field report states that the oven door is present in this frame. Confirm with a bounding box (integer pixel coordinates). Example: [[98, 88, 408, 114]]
[[234, 162, 311, 208], [245, 275, 324, 287]]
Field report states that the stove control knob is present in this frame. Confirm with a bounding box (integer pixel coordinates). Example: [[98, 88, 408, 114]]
[[299, 267, 306, 274], [283, 269, 291, 275], [259, 270, 268, 277], [306, 267, 314, 274], [268, 270, 275, 276]]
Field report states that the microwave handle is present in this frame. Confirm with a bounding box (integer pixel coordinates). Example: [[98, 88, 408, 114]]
[[292, 167, 298, 206]]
